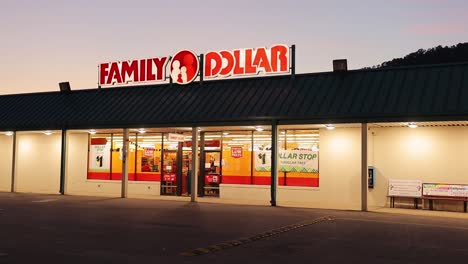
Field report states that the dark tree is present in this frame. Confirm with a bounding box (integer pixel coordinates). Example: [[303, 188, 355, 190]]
[[368, 42, 468, 69]]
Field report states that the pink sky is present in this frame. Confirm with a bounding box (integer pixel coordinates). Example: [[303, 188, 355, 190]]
[[0, 0, 467, 95]]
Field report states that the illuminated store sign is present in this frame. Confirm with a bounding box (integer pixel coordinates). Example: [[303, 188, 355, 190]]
[[98, 44, 291, 86]]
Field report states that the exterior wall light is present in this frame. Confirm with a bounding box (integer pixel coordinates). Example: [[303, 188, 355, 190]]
[[5, 131, 14, 136], [325, 124, 335, 130], [88, 129, 97, 135], [43, 130, 53, 136], [255, 127, 264, 131], [138, 128, 146, 134], [408, 122, 418, 129]]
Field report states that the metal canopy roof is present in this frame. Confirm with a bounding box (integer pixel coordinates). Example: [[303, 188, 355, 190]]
[[1, 62, 468, 131]]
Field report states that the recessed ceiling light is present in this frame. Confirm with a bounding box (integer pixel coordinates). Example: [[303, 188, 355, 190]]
[[408, 122, 418, 129], [255, 127, 264, 131], [88, 129, 97, 135], [138, 128, 146, 134], [5, 131, 14, 136], [325, 124, 335, 130], [43, 130, 53, 136]]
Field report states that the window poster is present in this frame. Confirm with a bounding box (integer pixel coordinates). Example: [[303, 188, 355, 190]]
[[89, 138, 111, 171], [255, 149, 319, 173]]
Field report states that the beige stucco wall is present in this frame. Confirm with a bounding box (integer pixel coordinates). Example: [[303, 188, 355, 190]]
[[15, 132, 61, 194], [368, 126, 468, 211], [220, 184, 270, 206], [0, 135, 13, 192], [66, 132, 160, 197]]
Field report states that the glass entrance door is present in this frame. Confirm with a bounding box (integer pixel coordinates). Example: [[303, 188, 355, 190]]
[[161, 150, 178, 195], [160, 133, 192, 196], [181, 150, 192, 196], [203, 151, 221, 196]]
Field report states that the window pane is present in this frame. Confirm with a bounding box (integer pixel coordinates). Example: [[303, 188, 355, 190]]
[[253, 130, 271, 185], [282, 129, 320, 187], [88, 134, 112, 180], [222, 131, 252, 184], [135, 133, 162, 181]]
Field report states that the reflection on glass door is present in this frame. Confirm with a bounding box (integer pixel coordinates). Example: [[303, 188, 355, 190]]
[[181, 150, 192, 196], [161, 150, 177, 195], [203, 151, 221, 196]]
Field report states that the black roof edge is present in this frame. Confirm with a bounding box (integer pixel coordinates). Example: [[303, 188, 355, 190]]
[[2, 61, 467, 99]]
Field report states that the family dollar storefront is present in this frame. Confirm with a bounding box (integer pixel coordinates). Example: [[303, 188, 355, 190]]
[[1, 44, 468, 212]]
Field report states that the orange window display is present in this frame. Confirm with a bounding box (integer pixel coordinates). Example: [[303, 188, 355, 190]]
[[221, 131, 252, 185]]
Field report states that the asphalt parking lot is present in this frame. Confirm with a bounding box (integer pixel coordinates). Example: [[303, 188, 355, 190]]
[[1, 193, 468, 263]]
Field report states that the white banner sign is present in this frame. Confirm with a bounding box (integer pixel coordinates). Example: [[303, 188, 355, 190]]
[[388, 179, 422, 197], [89, 140, 111, 171], [167, 133, 185, 142], [255, 150, 319, 173], [423, 183, 468, 197]]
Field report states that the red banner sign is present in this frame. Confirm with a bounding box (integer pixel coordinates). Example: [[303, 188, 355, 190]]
[[184, 140, 220, 148], [99, 44, 290, 86], [231, 147, 243, 158]]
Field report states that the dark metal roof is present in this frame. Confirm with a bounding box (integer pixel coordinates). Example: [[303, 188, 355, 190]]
[[1, 62, 468, 131]]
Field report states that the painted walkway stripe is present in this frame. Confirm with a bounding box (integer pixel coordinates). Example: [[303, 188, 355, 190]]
[[31, 199, 57, 203], [180, 215, 334, 257]]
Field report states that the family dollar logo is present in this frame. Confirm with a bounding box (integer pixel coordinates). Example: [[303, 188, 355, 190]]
[[170, 50, 199, 85], [98, 44, 292, 87]]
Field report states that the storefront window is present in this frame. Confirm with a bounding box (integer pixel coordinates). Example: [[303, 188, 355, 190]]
[[279, 129, 319, 187], [253, 130, 272, 185], [221, 131, 252, 184], [88, 134, 112, 180], [135, 133, 162, 181]]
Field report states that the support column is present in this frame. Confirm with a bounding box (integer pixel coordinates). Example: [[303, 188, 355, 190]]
[[59, 129, 66, 195], [191, 127, 199, 202], [10, 131, 17, 193], [271, 121, 278, 206], [361, 123, 368, 212], [121, 128, 129, 198]]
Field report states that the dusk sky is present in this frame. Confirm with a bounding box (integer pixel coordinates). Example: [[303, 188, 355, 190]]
[[1, 0, 467, 95]]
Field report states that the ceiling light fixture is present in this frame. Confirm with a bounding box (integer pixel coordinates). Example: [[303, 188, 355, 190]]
[[408, 122, 418, 129], [138, 128, 146, 134], [88, 129, 97, 135], [255, 127, 264, 132], [43, 130, 53, 136], [5, 131, 14, 136], [325, 124, 335, 130]]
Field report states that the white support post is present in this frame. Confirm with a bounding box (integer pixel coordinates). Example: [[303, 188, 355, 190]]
[[121, 128, 129, 198], [11, 131, 17, 193], [191, 127, 199, 202], [361, 123, 368, 212]]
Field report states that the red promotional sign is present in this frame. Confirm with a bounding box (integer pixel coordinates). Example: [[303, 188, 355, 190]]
[[91, 138, 107, 145], [231, 147, 243, 158], [205, 175, 219, 183], [98, 44, 291, 86]]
